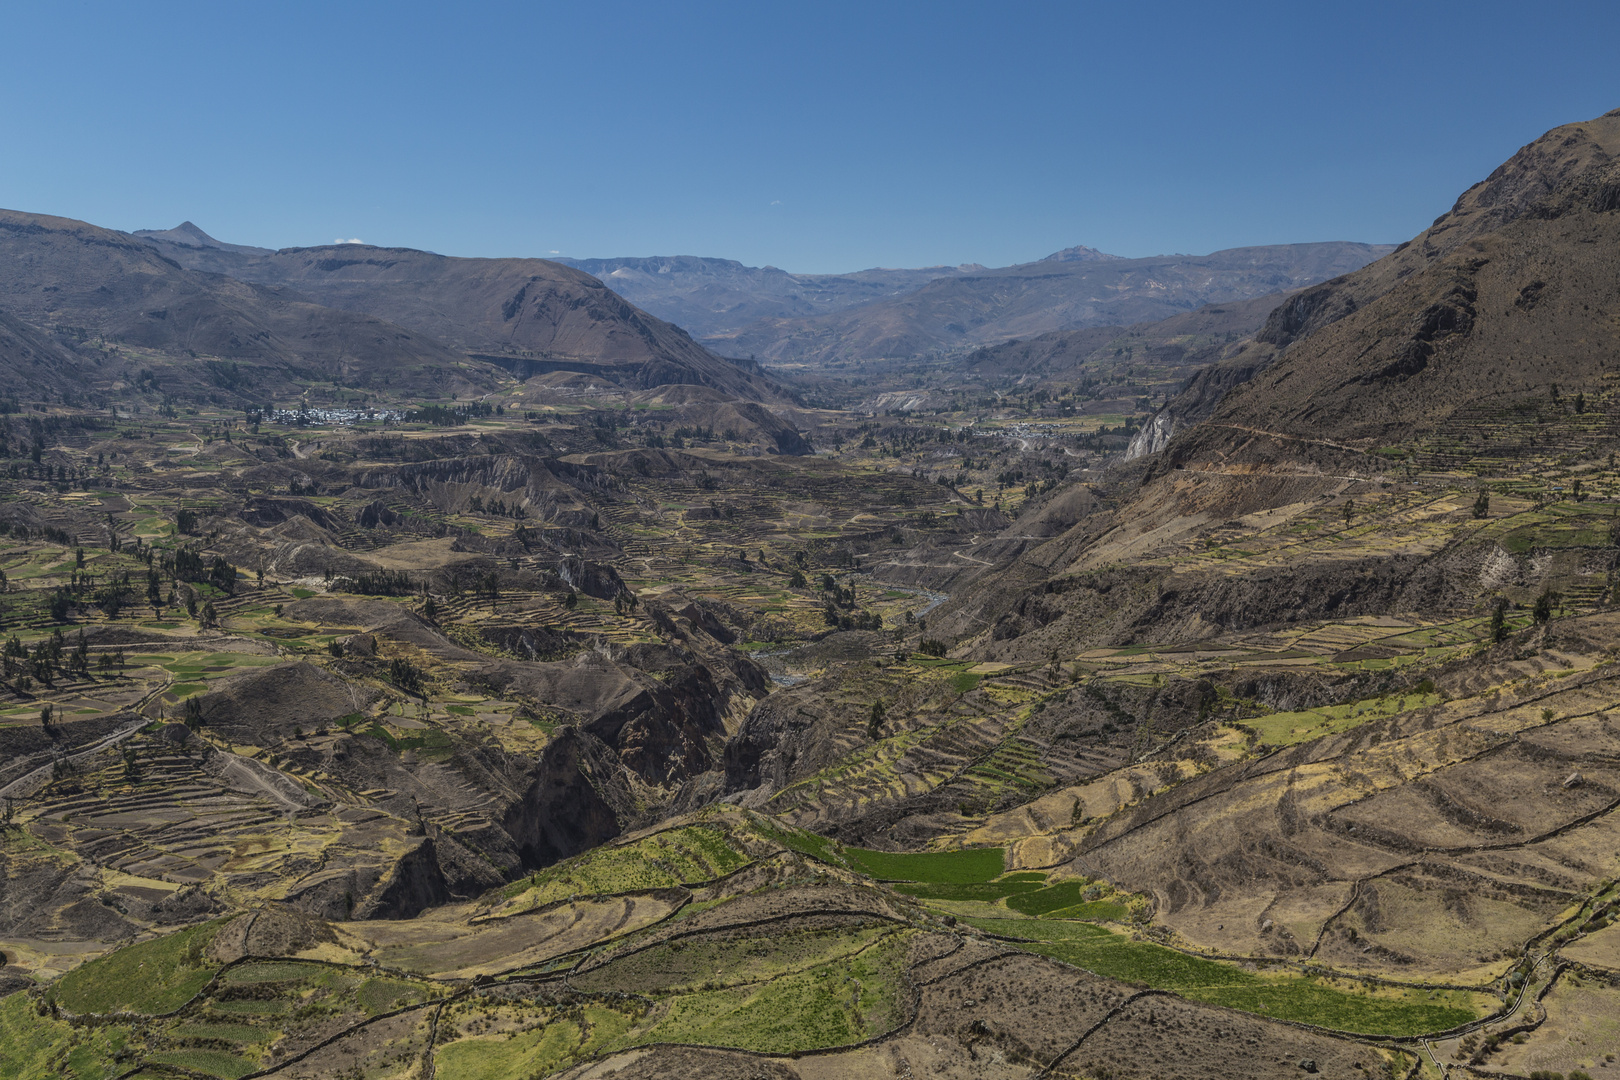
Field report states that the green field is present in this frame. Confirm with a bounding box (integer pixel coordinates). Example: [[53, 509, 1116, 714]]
[[895, 878, 1044, 902], [438, 1021, 584, 1080], [1245, 689, 1443, 747], [0, 991, 131, 1080], [144, 1049, 257, 1079], [845, 846, 1004, 882], [501, 823, 751, 909], [626, 931, 911, 1054], [54, 921, 221, 1015], [965, 917, 1485, 1036]]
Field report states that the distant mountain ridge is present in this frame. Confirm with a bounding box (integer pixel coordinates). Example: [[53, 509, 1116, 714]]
[[554, 254, 988, 340], [709, 242, 1394, 367], [132, 225, 785, 401], [0, 208, 479, 396], [1042, 243, 1121, 262], [132, 220, 273, 257]]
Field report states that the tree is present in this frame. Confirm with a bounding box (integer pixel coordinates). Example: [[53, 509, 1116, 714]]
[[1472, 490, 1490, 519], [200, 600, 218, 627], [176, 507, 199, 535], [1533, 590, 1559, 624], [1490, 596, 1509, 643], [183, 696, 204, 731], [388, 657, 425, 696], [1342, 499, 1355, 526], [562, 591, 578, 611], [867, 700, 886, 741]]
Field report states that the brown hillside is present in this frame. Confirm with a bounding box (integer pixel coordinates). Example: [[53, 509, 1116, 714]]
[[1156, 108, 1620, 468], [142, 235, 786, 401], [711, 242, 1391, 366], [0, 209, 486, 395]]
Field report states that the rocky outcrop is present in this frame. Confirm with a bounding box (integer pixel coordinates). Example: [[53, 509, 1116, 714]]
[[502, 727, 632, 868]]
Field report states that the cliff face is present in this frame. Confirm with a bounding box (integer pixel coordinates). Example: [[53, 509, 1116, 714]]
[[502, 728, 633, 869]]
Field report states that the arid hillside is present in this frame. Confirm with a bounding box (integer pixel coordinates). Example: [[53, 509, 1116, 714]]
[[712, 241, 1392, 367], [0, 209, 485, 396], [556, 254, 987, 339], [1140, 107, 1620, 465], [139, 231, 786, 401]]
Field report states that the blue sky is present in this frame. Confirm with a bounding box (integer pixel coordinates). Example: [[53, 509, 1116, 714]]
[[4, 1, 1618, 273]]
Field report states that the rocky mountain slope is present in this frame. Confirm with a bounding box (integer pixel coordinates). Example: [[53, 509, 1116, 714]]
[[558, 245, 1121, 343], [0, 209, 484, 396], [710, 241, 1393, 367], [554, 254, 987, 339], [137, 231, 785, 401], [1135, 108, 1620, 463], [962, 291, 1289, 386]]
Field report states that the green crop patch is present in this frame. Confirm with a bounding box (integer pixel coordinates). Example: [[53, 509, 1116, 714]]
[[209, 1000, 290, 1016], [357, 976, 429, 1014], [145, 1048, 257, 1079], [170, 1021, 272, 1045], [845, 846, 1004, 882], [895, 879, 1044, 902], [363, 722, 453, 753], [55, 920, 223, 1015], [438, 1021, 583, 1080], [627, 930, 911, 1054], [743, 815, 848, 867], [500, 824, 751, 909], [0, 991, 132, 1080], [221, 960, 327, 984], [1042, 900, 1129, 921], [1006, 880, 1098, 916], [1245, 689, 1442, 747], [574, 924, 896, 996], [964, 918, 1485, 1036]]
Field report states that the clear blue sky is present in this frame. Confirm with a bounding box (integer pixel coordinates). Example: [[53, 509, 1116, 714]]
[[4, 1, 1618, 274]]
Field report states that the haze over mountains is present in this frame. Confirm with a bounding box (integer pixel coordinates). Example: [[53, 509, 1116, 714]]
[[706, 241, 1394, 367]]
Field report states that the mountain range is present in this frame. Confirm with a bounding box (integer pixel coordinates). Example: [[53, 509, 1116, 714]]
[[127, 223, 782, 402], [132, 223, 1391, 377], [5, 104, 1620, 1080]]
